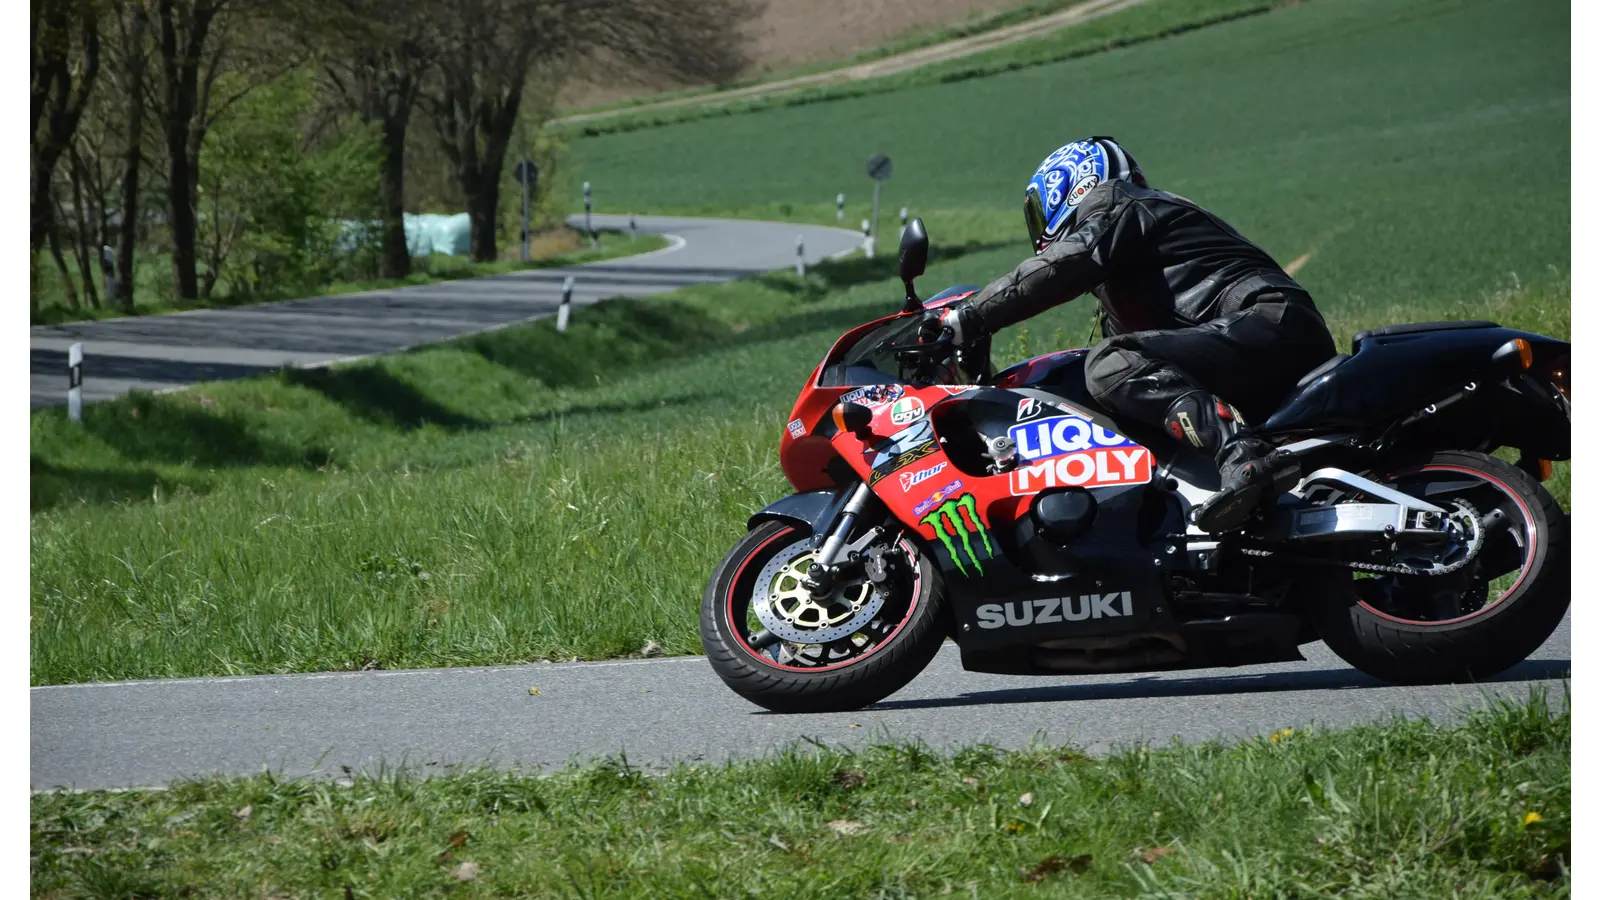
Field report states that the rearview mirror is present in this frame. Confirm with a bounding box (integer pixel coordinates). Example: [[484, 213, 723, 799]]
[[898, 218, 929, 311], [898, 218, 928, 282]]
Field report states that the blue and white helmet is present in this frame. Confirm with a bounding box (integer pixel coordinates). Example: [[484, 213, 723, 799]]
[[1023, 136, 1146, 253]]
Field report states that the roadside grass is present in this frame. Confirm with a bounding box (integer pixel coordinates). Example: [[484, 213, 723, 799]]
[[557, 0, 1282, 137], [30, 230, 663, 327], [31, 689, 1571, 898], [29, 0, 1569, 683]]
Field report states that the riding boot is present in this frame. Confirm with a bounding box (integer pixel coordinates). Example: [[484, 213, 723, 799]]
[[1162, 391, 1283, 533]]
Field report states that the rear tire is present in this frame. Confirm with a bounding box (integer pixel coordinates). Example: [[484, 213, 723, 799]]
[[1304, 450, 1568, 683], [700, 521, 949, 713]]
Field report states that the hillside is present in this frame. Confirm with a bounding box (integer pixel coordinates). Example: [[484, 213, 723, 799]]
[[556, 0, 1041, 109]]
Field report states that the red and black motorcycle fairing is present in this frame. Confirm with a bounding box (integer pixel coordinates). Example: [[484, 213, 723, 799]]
[[766, 300, 1202, 675]]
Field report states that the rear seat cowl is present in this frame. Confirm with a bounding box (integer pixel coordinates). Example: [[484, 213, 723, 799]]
[[1350, 320, 1498, 354]]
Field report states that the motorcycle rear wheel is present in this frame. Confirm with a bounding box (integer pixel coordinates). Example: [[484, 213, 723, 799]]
[[700, 521, 949, 713], [1304, 450, 1569, 683]]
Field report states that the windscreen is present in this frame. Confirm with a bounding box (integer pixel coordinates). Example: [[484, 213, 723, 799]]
[[818, 316, 957, 388]]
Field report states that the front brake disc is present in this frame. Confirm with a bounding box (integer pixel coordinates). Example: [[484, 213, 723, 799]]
[[752, 542, 886, 644]]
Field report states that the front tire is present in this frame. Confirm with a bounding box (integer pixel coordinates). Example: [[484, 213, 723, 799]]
[[700, 521, 949, 713], [1305, 450, 1569, 683]]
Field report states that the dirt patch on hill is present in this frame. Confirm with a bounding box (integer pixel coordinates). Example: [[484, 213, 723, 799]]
[[555, 0, 1144, 126], [558, 0, 1032, 110]]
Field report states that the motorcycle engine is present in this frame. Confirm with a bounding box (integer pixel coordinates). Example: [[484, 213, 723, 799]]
[[1031, 487, 1097, 543]]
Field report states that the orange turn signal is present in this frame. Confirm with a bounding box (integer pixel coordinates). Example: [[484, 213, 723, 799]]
[[833, 401, 873, 435], [1536, 459, 1553, 482], [1493, 337, 1536, 372], [1514, 338, 1534, 370]]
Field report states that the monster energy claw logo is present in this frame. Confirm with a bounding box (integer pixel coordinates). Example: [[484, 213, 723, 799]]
[[919, 494, 994, 576]]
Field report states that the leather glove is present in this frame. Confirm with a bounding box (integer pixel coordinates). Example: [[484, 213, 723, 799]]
[[918, 300, 987, 347]]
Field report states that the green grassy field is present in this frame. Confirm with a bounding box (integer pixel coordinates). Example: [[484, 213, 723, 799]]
[[31, 231, 664, 326], [31, 690, 1569, 898], [29, 0, 1569, 684], [573, 0, 1569, 314]]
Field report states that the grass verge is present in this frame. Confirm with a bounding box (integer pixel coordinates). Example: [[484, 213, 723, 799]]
[[31, 230, 665, 327], [30, 690, 1571, 898]]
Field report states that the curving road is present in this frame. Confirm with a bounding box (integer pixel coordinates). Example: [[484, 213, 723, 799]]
[[32, 618, 1567, 791], [29, 215, 864, 409]]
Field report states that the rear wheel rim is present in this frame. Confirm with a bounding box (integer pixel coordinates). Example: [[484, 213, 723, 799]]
[[727, 528, 923, 673], [1352, 464, 1538, 627]]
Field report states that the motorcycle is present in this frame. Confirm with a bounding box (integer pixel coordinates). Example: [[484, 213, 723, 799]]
[[700, 219, 1571, 713]]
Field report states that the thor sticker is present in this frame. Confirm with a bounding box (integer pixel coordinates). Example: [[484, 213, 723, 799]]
[[1009, 447, 1153, 494]]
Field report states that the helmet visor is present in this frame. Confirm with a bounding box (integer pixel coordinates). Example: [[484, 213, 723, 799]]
[[1023, 184, 1049, 253]]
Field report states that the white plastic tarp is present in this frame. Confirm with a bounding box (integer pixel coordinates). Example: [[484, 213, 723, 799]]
[[404, 213, 472, 257], [336, 213, 473, 257]]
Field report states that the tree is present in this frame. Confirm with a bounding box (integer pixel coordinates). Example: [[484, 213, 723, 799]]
[[112, 1, 154, 310], [426, 0, 755, 262], [155, 0, 307, 300], [31, 0, 102, 255], [154, 0, 226, 301], [307, 0, 437, 279]]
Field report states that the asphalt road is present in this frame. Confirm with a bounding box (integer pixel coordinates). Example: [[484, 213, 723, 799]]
[[32, 616, 1568, 791], [29, 215, 863, 409]]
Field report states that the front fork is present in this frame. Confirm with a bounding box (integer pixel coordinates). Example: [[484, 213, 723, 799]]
[[802, 481, 895, 598]]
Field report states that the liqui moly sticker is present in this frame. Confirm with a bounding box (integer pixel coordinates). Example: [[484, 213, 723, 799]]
[[840, 384, 903, 408], [912, 479, 965, 517], [787, 418, 806, 439], [1008, 414, 1133, 461], [889, 396, 925, 425], [898, 461, 946, 492], [1009, 447, 1153, 494]]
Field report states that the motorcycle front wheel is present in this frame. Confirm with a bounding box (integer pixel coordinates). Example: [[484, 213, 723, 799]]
[[700, 520, 949, 713]]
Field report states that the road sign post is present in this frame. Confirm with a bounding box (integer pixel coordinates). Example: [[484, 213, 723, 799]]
[[866, 154, 892, 253], [515, 160, 539, 263], [68, 342, 83, 423]]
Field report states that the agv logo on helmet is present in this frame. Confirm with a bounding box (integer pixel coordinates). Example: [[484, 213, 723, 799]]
[[1023, 136, 1145, 253]]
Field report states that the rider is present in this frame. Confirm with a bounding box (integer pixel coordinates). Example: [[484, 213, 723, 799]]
[[922, 137, 1337, 532]]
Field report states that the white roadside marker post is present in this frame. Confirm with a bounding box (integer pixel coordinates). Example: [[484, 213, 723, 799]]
[[861, 218, 874, 259], [100, 246, 117, 301], [583, 182, 596, 249], [796, 236, 806, 277], [836, 193, 845, 221], [558, 276, 573, 333], [899, 207, 908, 239], [68, 342, 83, 423], [629, 213, 637, 241]]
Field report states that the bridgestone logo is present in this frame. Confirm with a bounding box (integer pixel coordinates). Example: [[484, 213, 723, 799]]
[[975, 592, 1134, 629]]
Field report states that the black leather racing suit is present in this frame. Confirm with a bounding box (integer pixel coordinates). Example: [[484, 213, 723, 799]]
[[964, 180, 1337, 429]]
